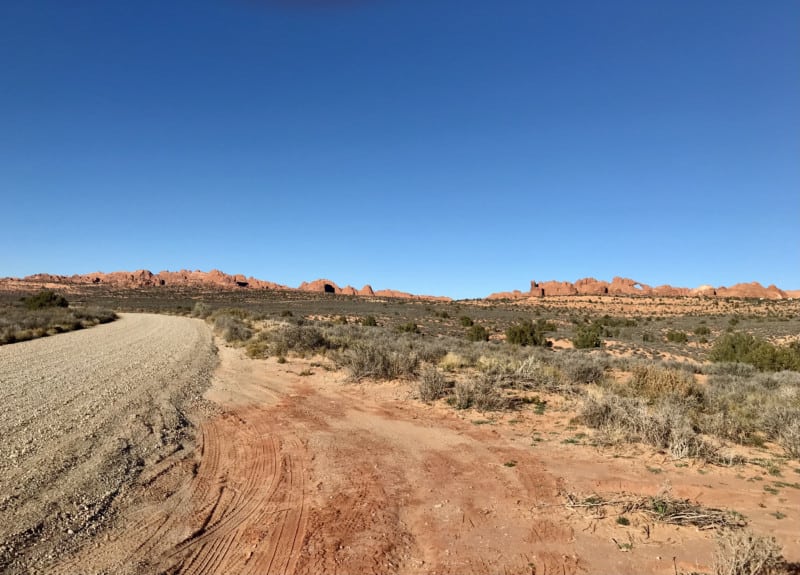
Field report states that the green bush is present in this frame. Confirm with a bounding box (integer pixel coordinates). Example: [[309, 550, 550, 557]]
[[466, 324, 489, 342], [666, 330, 688, 344], [22, 290, 68, 310], [506, 320, 550, 347], [710, 332, 800, 372], [694, 325, 711, 336], [361, 315, 378, 327], [572, 324, 602, 349], [459, 316, 474, 327]]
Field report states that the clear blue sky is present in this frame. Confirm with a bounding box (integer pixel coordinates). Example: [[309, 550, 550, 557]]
[[2, 1, 798, 299]]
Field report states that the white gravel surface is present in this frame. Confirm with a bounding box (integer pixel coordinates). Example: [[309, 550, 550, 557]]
[[0, 313, 216, 574]]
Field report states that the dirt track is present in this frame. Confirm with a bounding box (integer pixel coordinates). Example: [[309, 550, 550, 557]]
[[29, 330, 581, 575], [0, 314, 216, 574]]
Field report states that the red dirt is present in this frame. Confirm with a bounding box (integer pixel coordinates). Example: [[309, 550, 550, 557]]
[[53, 346, 800, 575]]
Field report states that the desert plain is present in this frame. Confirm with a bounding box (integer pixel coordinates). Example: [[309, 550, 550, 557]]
[[1, 271, 799, 575]]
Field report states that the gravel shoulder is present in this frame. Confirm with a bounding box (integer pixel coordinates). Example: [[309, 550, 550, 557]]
[[0, 313, 217, 574]]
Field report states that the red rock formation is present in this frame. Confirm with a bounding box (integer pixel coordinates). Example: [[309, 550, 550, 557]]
[[574, 278, 610, 295], [486, 290, 526, 300], [298, 279, 341, 294], [716, 282, 788, 299], [487, 277, 793, 300], [12, 269, 451, 300], [652, 285, 691, 297], [531, 280, 578, 297]]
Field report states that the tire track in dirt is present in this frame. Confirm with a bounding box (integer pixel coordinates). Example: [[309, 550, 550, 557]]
[[110, 408, 309, 575]]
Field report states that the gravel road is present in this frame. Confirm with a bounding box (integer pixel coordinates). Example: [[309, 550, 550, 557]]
[[0, 313, 217, 574]]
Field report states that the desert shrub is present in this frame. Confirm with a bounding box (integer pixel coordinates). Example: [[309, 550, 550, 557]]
[[515, 356, 562, 389], [272, 325, 330, 355], [713, 529, 784, 575], [418, 366, 448, 402], [506, 320, 550, 347], [581, 393, 715, 460], [482, 353, 570, 393], [710, 332, 800, 372], [452, 380, 475, 409], [213, 314, 252, 343], [420, 342, 451, 364], [339, 341, 418, 381], [72, 307, 118, 324], [558, 352, 605, 385], [451, 374, 509, 411], [466, 324, 489, 342], [703, 362, 758, 377], [0, 304, 118, 345], [666, 330, 688, 343], [361, 315, 378, 327], [22, 290, 68, 310], [459, 316, 474, 327], [191, 302, 211, 318], [625, 365, 703, 403], [397, 322, 420, 334], [597, 315, 638, 328], [778, 420, 800, 460], [572, 324, 602, 349], [694, 325, 712, 336], [700, 370, 800, 450]]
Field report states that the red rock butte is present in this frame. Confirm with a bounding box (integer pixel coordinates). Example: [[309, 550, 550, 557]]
[[4, 269, 451, 302], [487, 277, 798, 300]]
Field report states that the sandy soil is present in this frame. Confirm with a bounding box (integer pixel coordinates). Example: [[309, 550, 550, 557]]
[[4, 315, 799, 574]]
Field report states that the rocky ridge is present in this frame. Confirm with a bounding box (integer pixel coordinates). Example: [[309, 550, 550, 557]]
[[487, 277, 796, 300], [2, 270, 796, 301], [5, 269, 451, 301]]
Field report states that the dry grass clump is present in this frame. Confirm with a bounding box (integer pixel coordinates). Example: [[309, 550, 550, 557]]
[[451, 373, 510, 411], [580, 392, 718, 460], [556, 351, 607, 385], [778, 420, 800, 459], [418, 366, 449, 402], [338, 340, 419, 381], [439, 351, 474, 372], [625, 364, 703, 402], [713, 529, 786, 575]]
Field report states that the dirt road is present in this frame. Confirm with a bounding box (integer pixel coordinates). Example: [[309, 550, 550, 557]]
[[0, 314, 216, 574]]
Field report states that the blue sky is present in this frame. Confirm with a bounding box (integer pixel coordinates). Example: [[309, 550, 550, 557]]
[[2, 1, 798, 299]]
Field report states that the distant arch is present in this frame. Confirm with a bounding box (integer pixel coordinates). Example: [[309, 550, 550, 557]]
[[323, 283, 335, 294]]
